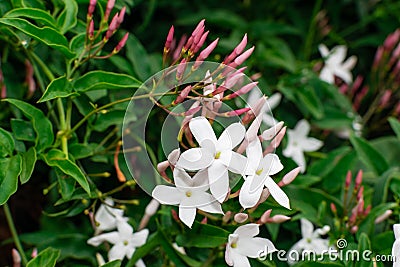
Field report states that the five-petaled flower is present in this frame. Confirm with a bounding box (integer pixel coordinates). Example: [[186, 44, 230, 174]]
[[239, 139, 289, 209], [287, 218, 330, 265], [176, 116, 247, 203], [283, 119, 323, 173], [87, 217, 149, 265], [318, 44, 357, 84], [94, 198, 127, 233], [225, 223, 276, 267], [152, 167, 223, 228]]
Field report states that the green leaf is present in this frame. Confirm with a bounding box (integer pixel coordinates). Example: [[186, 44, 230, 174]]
[[295, 85, 324, 119], [73, 71, 142, 93], [0, 155, 22, 205], [10, 119, 36, 142], [0, 17, 74, 58], [55, 168, 76, 200], [102, 260, 122, 267], [349, 134, 389, 175], [126, 35, 153, 81], [56, 0, 77, 33], [26, 247, 60, 267], [20, 147, 37, 184], [38, 75, 76, 102], [354, 233, 372, 267], [175, 223, 229, 248], [4, 8, 57, 28], [3, 99, 54, 151], [42, 149, 90, 194], [0, 127, 15, 157], [388, 117, 400, 139]]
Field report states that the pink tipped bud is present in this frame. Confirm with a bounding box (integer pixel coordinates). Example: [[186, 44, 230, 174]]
[[104, 0, 115, 21], [350, 75, 364, 96], [224, 34, 248, 64], [171, 209, 180, 222], [157, 160, 169, 174], [117, 7, 126, 26], [357, 186, 364, 201], [12, 249, 21, 267], [269, 214, 291, 224], [350, 225, 358, 234], [167, 148, 180, 166], [354, 170, 363, 190], [173, 85, 192, 105], [261, 121, 284, 141], [145, 199, 160, 216], [201, 216, 208, 224], [373, 46, 384, 69], [191, 19, 205, 38], [88, 20, 95, 40], [339, 83, 348, 94], [197, 38, 219, 61], [222, 211, 232, 223], [114, 32, 129, 53], [184, 106, 201, 117], [270, 126, 287, 149], [379, 90, 392, 109], [374, 209, 392, 224], [234, 213, 248, 223], [363, 204, 371, 216], [192, 31, 209, 54], [226, 107, 251, 117], [164, 26, 174, 52], [31, 247, 38, 258], [88, 0, 97, 18], [349, 211, 357, 225], [384, 29, 400, 52], [357, 198, 364, 214], [258, 188, 271, 204], [330, 203, 337, 214], [176, 58, 187, 80], [105, 13, 119, 40], [278, 167, 301, 187], [260, 209, 272, 224], [394, 101, 400, 116], [225, 82, 258, 99], [233, 46, 255, 67], [345, 170, 352, 189]]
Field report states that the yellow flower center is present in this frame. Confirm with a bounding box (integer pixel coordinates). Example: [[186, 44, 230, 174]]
[[123, 240, 129, 246], [186, 191, 192, 197], [230, 242, 237, 248], [256, 168, 263, 176], [215, 151, 221, 159]]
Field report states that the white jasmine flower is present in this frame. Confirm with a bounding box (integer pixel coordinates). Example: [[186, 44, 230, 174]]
[[87, 218, 148, 265], [282, 119, 323, 173], [176, 116, 247, 202], [287, 218, 330, 265], [95, 198, 127, 233], [318, 44, 357, 84], [247, 90, 282, 127], [152, 167, 223, 228], [239, 139, 289, 209], [393, 224, 400, 267], [225, 224, 276, 267]]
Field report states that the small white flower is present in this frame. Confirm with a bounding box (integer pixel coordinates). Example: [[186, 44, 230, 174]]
[[95, 198, 127, 233], [225, 224, 276, 267], [393, 224, 400, 267], [176, 116, 247, 202], [247, 90, 281, 127], [287, 218, 330, 265], [87, 218, 149, 265], [318, 44, 357, 84], [152, 168, 223, 228], [239, 139, 289, 209], [283, 119, 323, 173]]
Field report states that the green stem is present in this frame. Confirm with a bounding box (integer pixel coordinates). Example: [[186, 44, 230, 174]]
[[303, 0, 323, 61], [3, 203, 28, 266]]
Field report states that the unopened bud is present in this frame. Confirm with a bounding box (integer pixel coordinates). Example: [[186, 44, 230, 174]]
[[192, 31, 209, 54], [357, 186, 364, 200], [164, 25, 174, 52], [269, 214, 291, 223], [104, 13, 119, 40], [234, 213, 248, 223], [260, 209, 272, 224], [350, 225, 358, 234], [383, 29, 400, 52], [222, 211, 232, 223], [114, 32, 129, 53], [258, 188, 270, 204], [225, 107, 251, 117], [278, 167, 301, 187], [168, 148, 181, 166], [373, 46, 384, 69], [104, 0, 115, 22], [171, 209, 180, 222], [330, 203, 337, 215], [117, 7, 126, 26], [225, 82, 258, 100], [201, 216, 208, 224], [261, 121, 284, 141], [176, 58, 187, 80], [231, 46, 255, 67], [87, 0, 97, 19], [374, 210, 392, 224], [379, 90, 392, 109], [224, 34, 248, 64], [88, 20, 95, 40], [12, 249, 21, 267], [173, 85, 192, 105], [345, 170, 352, 189], [354, 170, 363, 190]]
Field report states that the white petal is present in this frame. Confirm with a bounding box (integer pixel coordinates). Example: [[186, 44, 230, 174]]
[[108, 243, 126, 261], [152, 185, 182, 205], [87, 232, 120, 246], [196, 193, 224, 214], [264, 177, 290, 209], [261, 122, 284, 141], [173, 168, 209, 192], [266, 93, 281, 110], [117, 218, 133, 237], [179, 205, 197, 228], [208, 162, 229, 203], [290, 149, 306, 173], [294, 119, 310, 137], [238, 237, 276, 258], [225, 245, 234, 266], [125, 246, 136, 259], [301, 218, 314, 238], [301, 137, 323, 152], [262, 113, 278, 127], [392, 240, 400, 267], [135, 259, 146, 267], [245, 115, 262, 142], [260, 154, 283, 176], [189, 116, 217, 145], [394, 224, 400, 239], [234, 223, 259, 238], [245, 139, 262, 175], [230, 251, 251, 267], [173, 167, 194, 189], [334, 67, 352, 84], [247, 88, 262, 106], [319, 67, 334, 84], [330, 45, 347, 64], [342, 56, 357, 71], [130, 229, 149, 247], [217, 122, 245, 151], [220, 150, 248, 175], [176, 148, 214, 171], [318, 44, 329, 58], [239, 176, 263, 209], [191, 169, 210, 191]]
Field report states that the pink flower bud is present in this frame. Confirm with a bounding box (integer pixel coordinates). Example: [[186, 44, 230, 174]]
[[357, 186, 364, 201], [330, 203, 337, 214], [379, 90, 392, 109], [88, 19, 95, 40], [234, 213, 248, 223], [226, 107, 251, 117], [176, 58, 187, 80], [12, 249, 21, 267], [31, 247, 37, 258], [374, 209, 392, 224], [269, 214, 291, 223], [260, 209, 272, 224], [145, 199, 160, 216], [357, 198, 364, 214], [24, 59, 36, 98], [222, 211, 232, 223], [192, 31, 209, 54], [157, 160, 169, 174], [225, 81, 258, 99], [339, 83, 348, 94], [117, 7, 126, 26], [173, 85, 192, 105], [350, 225, 358, 234], [1, 85, 6, 99], [184, 105, 201, 116], [171, 209, 180, 222], [173, 34, 187, 60], [104, 0, 115, 22], [104, 13, 119, 40], [363, 204, 371, 216], [269, 126, 287, 149], [191, 19, 205, 38], [197, 38, 219, 61], [345, 170, 352, 189], [258, 188, 270, 204], [114, 32, 129, 53], [167, 148, 181, 166], [278, 167, 301, 187], [88, 0, 97, 18], [164, 25, 174, 52], [394, 101, 400, 116], [261, 121, 284, 141], [201, 217, 208, 224], [373, 46, 384, 69], [350, 75, 364, 96], [224, 34, 248, 64], [354, 170, 363, 190], [230, 46, 255, 68], [384, 29, 400, 52]]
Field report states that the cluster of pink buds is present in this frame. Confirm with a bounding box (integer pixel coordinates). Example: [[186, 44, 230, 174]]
[[330, 170, 371, 234], [85, 0, 129, 59]]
